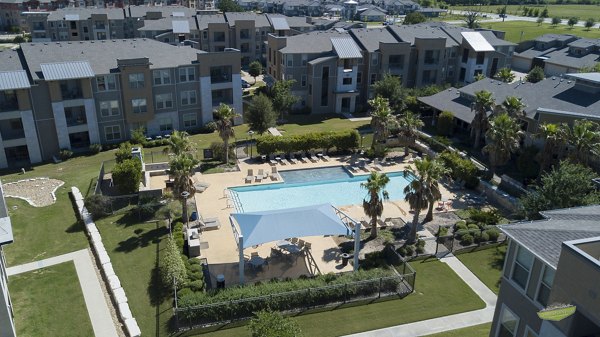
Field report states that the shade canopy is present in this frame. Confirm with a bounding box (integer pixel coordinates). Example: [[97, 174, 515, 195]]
[[231, 204, 351, 249]]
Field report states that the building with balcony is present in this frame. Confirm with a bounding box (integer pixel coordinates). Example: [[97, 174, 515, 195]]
[[0, 179, 15, 337], [490, 205, 600, 337], [0, 38, 241, 168]]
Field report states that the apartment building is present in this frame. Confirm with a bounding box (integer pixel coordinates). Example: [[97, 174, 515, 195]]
[[266, 24, 515, 114], [491, 205, 600, 337], [0, 39, 241, 168], [0, 180, 15, 337], [0, 0, 70, 31]]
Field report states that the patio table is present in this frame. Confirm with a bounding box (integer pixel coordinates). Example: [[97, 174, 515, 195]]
[[276, 240, 302, 254]]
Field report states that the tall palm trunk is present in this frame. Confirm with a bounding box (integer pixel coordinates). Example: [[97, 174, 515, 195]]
[[425, 201, 434, 222], [370, 215, 378, 239], [224, 139, 230, 165], [473, 128, 482, 149], [409, 199, 421, 244], [404, 145, 409, 157]]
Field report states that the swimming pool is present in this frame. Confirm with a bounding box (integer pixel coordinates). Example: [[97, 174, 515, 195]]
[[230, 167, 413, 212]]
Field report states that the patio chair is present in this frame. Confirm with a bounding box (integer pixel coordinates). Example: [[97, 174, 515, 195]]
[[307, 151, 318, 163], [322, 151, 331, 162], [270, 166, 279, 181], [280, 155, 292, 165], [299, 152, 308, 163], [289, 153, 299, 164], [269, 154, 278, 166], [373, 158, 383, 171], [245, 169, 253, 183]]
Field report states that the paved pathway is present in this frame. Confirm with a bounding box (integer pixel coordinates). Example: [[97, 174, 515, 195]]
[[7, 249, 120, 337], [344, 253, 497, 337]]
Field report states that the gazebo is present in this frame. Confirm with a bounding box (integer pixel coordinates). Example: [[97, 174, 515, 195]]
[[229, 203, 361, 284]]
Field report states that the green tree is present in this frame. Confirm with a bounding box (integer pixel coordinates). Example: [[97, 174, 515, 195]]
[[368, 96, 395, 150], [540, 7, 549, 18], [463, 9, 480, 29], [115, 141, 133, 163], [536, 16, 544, 26], [403, 158, 431, 243], [214, 103, 240, 165], [482, 113, 523, 174], [130, 126, 147, 145], [470, 90, 495, 149], [112, 158, 142, 194], [437, 111, 454, 136], [498, 6, 507, 21], [168, 154, 200, 199], [536, 123, 568, 175], [248, 60, 263, 84], [160, 237, 187, 286], [361, 172, 390, 239], [520, 161, 600, 219], [501, 96, 526, 118], [526, 66, 545, 83], [396, 110, 424, 156], [422, 159, 450, 222], [218, 0, 244, 12], [270, 79, 298, 121], [585, 18, 596, 30], [163, 130, 194, 156], [248, 311, 303, 337], [567, 119, 600, 165], [551, 17, 561, 26], [474, 73, 486, 81], [567, 17, 579, 28], [245, 93, 277, 135], [373, 74, 405, 112], [496, 67, 515, 83], [403, 12, 427, 25]]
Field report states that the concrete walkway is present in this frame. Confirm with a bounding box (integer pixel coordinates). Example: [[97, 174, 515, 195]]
[[345, 254, 497, 337], [7, 249, 120, 337]]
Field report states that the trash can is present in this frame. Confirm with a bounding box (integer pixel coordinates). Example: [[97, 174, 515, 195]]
[[216, 274, 225, 289], [340, 253, 352, 267]]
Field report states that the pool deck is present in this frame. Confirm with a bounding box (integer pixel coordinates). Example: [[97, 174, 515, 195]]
[[192, 154, 460, 286]]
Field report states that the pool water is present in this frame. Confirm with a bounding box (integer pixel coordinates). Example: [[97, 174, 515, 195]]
[[230, 167, 413, 212]]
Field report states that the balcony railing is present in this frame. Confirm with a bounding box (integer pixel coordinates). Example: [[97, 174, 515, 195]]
[[61, 89, 83, 100], [1, 129, 25, 140], [424, 58, 438, 65], [0, 101, 19, 112], [389, 63, 404, 70]]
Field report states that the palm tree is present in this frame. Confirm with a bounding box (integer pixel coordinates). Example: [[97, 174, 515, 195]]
[[568, 119, 600, 165], [214, 103, 240, 165], [168, 153, 200, 199], [536, 123, 568, 175], [495, 68, 515, 83], [470, 90, 495, 149], [482, 113, 523, 174], [369, 96, 395, 150], [396, 110, 424, 156], [360, 172, 390, 239], [403, 159, 430, 244], [501, 96, 526, 119], [163, 130, 194, 156], [422, 159, 450, 222]]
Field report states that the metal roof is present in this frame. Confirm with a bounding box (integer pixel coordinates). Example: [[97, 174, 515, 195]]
[[461, 32, 494, 52], [0, 70, 31, 90], [40, 61, 95, 81], [172, 11, 185, 17], [172, 20, 190, 34], [270, 17, 290, 30], [331, 37, 363, 59], [65, 14, 80, 21], [567, 72, 600, 84]]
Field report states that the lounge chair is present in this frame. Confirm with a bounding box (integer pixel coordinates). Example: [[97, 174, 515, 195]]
[[373, 158, 383, 171], [359, 161, 370, 172], [245, 169, 253, 183], [269, 154, 278, 166], [280, 156, 292, 165], [199, 216, 221, 231], [299, 152, 308, 163], [347, 165, 359, 173], [308, 151, 318, 163], [257, 168, 268, 180], [270, 166, 279, 181], [289, 153, 299, 164], [322, 152, 331, 161]]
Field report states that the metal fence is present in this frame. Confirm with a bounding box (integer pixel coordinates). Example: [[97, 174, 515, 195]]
[[174, 266, 415, 331]]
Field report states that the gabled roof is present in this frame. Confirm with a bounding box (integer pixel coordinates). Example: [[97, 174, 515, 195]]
[[350, 28, 402, 52], [40, 61, 95, 81], [461, 31, 495, 52], [331, 37, 363, 59], [279, 30, 349, 54]]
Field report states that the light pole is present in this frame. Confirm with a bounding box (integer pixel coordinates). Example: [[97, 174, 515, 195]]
[[360, 135, 365, 149], [248, 130, 255, 159], [181, 191, 190, 227]]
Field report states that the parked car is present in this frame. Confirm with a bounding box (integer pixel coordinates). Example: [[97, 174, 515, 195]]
[[241, 79, 251, 88]]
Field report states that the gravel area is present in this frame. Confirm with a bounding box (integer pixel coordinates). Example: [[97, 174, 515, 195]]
[[3, 178, 64, 207]]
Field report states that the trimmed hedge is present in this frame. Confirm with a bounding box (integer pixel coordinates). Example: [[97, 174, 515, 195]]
[[256, 130, 359, 155]]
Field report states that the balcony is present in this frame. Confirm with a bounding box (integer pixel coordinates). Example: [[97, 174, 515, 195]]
[[212, 89, 233, 107], [210, 66, 232, 84], [32, 23, 45, 31], [0, 97, 18, 112], [65, 106, 87, 127], [389, 63, 404, 71], [0, 119, 25, 140], [424, 58, 438, 65]]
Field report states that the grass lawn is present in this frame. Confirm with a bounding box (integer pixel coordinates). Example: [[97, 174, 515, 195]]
[[450, 4, 600, 19], [456, 244, 507, 294], [423, 323, 492, 337], [95, 213, 173, 336], [8, 261, 94, 337], [198, 259, 485, 337], [477, 21, 600, 43]]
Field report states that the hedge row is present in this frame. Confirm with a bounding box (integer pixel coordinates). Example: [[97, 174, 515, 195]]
[[256, 130, 360, 155], [176, 268, 400, 324]]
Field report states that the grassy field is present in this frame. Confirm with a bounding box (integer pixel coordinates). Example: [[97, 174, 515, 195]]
[[9, 261, 94, 337], [450, 4, 600, 19], [478, 21, 600, 43], [424, 323, 492, 337], [457, 244, 507, 295], [198, 259, 485, 337]]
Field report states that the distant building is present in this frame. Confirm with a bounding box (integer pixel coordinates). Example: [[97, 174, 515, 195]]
[[490, 205, 600, 337], [0, 180, 15, 337]]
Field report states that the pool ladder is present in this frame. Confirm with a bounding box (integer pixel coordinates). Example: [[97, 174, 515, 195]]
[[226, 189, 244, 213]]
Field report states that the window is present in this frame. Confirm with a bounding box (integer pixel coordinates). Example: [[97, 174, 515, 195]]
[[131, 98, 147, 113], [287, 56, 293, 67], [240, 28, 250, 39], [357, 72, 362, 84], [301, 75, 306, 87], [105, 125, 121, 141], [153, 70, 171, 85], [536, 266, 555, 307], [462, 48, 469, 63], [159, 118, 173, 132], [99, 100, 119, 117], [512, 246, 534, 290], [342, 77, 352, 85], [97, 75, 116, 91], [202, 31, 207, 39], [210, 66, 232, 83], [179, 67, 195, 82], [213, 31, 225, 42], [497, 306, 518, 337], [370, 73, 377, 85], [128, 73, 145, 89], [155, 93, 173, 110], [372, 54, 378, 66], [183, 113, 197, 127], [343, 59, 352, 71], [181, 90, 197, 106], [476, 52, 485, 65]]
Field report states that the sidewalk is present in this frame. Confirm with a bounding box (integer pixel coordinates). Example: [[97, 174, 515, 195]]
[[344, 253, 497, 337], [7, 249, 120, 337]]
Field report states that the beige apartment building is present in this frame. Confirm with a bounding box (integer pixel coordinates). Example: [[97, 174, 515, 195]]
[[0, 39, 241, 168]]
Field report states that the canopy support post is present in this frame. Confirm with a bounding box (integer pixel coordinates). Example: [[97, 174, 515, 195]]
[[239, 236, 245, 285], [353, 221, 360, 271]]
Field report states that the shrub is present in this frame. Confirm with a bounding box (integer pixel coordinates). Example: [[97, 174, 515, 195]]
[[201, 121, 217, 133], [130, 127, 147, 145], [405, 245, 414, 256], [469, 208, 502, 226], [437, 111, 454, 136], [256, 130, 359, 155], [160, 237, 187, 287], [397, 246, 407, 257], [526, 66, 545, 83], [438, 150, 479, 189], [455, 222, 468, 231], [248, 311, 303, 337], [415, 245, 425, 254], [59, 148, 73, 161], [467, 224, 480, 230], [209, 142, 236, 162], [416, 239, 425, 248], [485, 228, 500, 241], [517, 146, 540, 181], [187, 280, 205, 292], [437, 226, 449, 237], [478, 231, 490, 243], [84, 194, 112, 219], [111, 158, 142, 194], [137, 199, 159, 221], [460, 234, 474, 246], [115, 142, 133, 163], [89, 143, 102, 154]]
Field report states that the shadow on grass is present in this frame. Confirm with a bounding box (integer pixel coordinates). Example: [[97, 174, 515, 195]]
[[65, 220, 85, 234], [115, 225, 168, 253]]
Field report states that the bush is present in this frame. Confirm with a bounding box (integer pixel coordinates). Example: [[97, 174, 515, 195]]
[[209, 142, 236, 162], [437, 226, 449, 237], [84, 194, 112, 219], [438, 150, 479, 189], [59, 148, 73, 161], [111, 158, 142, 194], [526, 66, 545, 83], [405, 245, 414, 256], [477, 231, 490, 243], [160, 237, 187, 287], [415, 245, 425, 254], [137, 199, 159, 221], [485, 228, 500, 241], [115, 142, 133, 163], [256, 130, 359, 155], [437, 111, 454, 136], [469, 208, 502, 226], [397, 246, 407, 257], [201, 121, 218, 133], [89, 143, 102, 154], [460, 234, 474, 246], [187, 280, 205, 292], [248, 311, 303, 337], [454, 221, 467, 231], [467, 224, 480, 230]]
